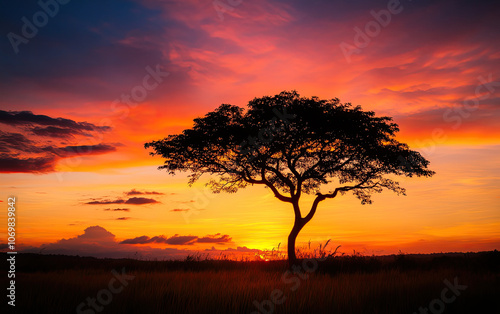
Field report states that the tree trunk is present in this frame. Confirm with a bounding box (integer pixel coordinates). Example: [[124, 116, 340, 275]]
[[287, 196, 324, 267], [288, 217, 305, 267]]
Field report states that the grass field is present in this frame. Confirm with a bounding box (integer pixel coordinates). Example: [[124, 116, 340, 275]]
[[4, 251, 500, 313]]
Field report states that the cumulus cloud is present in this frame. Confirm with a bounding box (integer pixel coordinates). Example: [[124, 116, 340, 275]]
[[75, 226, 116, 241], [25, 226, 118, 256]]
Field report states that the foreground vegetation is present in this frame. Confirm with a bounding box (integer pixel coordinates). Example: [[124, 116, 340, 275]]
[[3, 250, 499, 313]]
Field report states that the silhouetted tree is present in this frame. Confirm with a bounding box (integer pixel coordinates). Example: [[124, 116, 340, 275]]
[[145, 91, 434, 265]]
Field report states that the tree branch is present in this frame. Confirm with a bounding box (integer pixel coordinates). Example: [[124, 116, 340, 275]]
[[319, 178, 381, 199], [264, 165, 295, 195], [303, 194, 324, 224], [240, 166, 293, 202], [304, 178, 382, 222], [309, 155, 354, 180]]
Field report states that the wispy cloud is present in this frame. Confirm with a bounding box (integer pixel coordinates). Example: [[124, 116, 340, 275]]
[[0, 111, 116, 173], [0, 110, 110, 133], [86, 197, 159, 205], [120, 235, 198, 245], [125, 189, 164, 196], [120, 233, 232, 245], [104, 208, 130, 212], [197, 233, 232, 244]]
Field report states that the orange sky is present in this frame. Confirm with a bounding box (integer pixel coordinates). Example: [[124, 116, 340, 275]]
[[1, 0, 499, 259]]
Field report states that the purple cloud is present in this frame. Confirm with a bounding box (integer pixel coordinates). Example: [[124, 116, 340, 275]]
[[86, 197, 159, 205], [197, 233, 232, 244], [104, 208, 130, 212], [125, 189, 164, 196], [125, 197, 159, 205]]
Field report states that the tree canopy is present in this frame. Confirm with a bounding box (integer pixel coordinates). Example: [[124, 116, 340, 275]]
[[146, 91, 433, 202]]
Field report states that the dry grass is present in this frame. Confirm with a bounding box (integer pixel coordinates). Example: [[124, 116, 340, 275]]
[[11, 251, 500, 314]]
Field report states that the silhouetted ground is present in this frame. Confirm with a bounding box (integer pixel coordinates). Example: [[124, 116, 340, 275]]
[[1, 250, 499, 313]]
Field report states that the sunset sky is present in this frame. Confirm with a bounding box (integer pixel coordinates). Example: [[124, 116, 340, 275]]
[[1, 0, 499, 259]]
